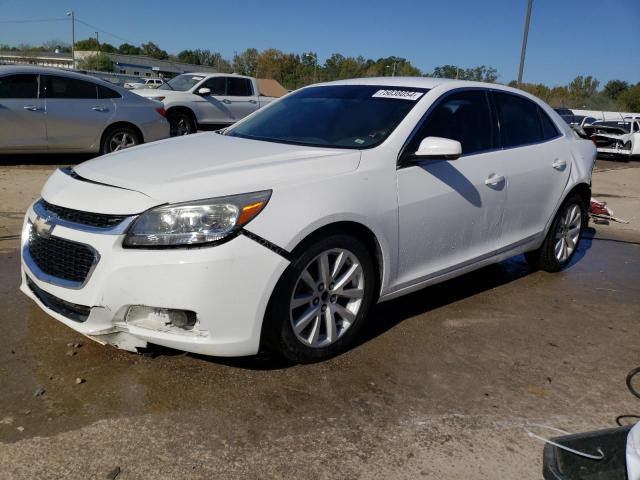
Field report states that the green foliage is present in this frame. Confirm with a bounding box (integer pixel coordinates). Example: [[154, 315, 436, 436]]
[[603, 80, 630, 100], [431, 64, 498, 82], [74, 38, 100, 51], [141, 42, 168, 60], [617, 85, 640, 112], [118, 43, 141, 55], [77, 52, 114, 72]]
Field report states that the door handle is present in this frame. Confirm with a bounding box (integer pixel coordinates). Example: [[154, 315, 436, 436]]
[[484, 173, 505, 187], [552, 158, 567, 170], [23, 105, 41, 111], [248, 99, 257, 104], [91, 106, 108, 112], [221, 99, 232, 104]]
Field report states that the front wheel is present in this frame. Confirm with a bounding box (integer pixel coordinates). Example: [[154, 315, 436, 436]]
[[167, 111, 196, 136], [525, 194, 587, 272], [262, 234, 377, 363]]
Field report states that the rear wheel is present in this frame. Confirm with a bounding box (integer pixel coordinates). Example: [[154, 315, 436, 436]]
[[262, 234, 376, 363], [525, 194, 587, 272], [168, 111, 196, 136], [100, 125, 141, 154]]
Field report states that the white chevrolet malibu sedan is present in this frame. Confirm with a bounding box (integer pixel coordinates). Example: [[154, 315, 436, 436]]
[[20, 77, 596, 363]]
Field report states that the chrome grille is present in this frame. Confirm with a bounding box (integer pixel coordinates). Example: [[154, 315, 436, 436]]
[[39, 199, 128, 229]]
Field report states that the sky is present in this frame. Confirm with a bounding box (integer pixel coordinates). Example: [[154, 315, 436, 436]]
[[1, 0, 639, 86]]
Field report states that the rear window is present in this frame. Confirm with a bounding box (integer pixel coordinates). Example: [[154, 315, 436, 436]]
[[539, 108, 560, 140], [97, 84, 121, 99], [227, 78, 253, 96], [44, 75, 97, 99], [495, 92, 544, 147]]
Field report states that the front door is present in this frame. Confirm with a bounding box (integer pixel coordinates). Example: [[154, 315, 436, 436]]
[[42, 75, 114, 150], [194, 76, 233, 124], [0, 74, 47, 151], [395, 89, 507, 288]]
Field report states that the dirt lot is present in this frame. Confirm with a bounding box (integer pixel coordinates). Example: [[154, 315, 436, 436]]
[[0, 157, 639, 479]]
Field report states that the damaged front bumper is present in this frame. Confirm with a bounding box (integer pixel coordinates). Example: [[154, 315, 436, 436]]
[[19, 196, 289, 357]]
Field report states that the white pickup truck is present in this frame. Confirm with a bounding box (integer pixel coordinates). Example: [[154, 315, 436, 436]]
[[134, 73, 276, 135]]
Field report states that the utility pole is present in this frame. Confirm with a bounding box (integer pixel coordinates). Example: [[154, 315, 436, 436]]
[[66, 11, 75, 69], [392, 61, 397, 77], [517, 0, 533, 86], [95, 32, 100, 51]]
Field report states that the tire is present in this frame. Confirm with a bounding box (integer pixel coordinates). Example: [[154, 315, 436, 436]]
[[262, 234, 377, 363], [167, 111, 196, 136], [100, 125, 141, 154], [525, 194, 587, 272]]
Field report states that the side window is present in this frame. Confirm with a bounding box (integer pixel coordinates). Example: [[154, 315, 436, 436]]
[[494, 93, 543, 147], [0, 74, 39, 99], [202, 77, 226, 95], [409, 90, 496, 156], [538, 107, 559, 140], [227, 78, 252, 97], [97, 84, 121, 99], [45, 76, 97, 99]]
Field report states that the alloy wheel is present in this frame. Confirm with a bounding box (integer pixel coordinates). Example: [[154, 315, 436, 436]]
[[289, 248, 365, 348], [109, 132, 137, 151], [554, 203, 582, 263]]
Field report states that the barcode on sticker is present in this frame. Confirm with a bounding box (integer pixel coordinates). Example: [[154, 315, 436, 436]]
[[372, 89, 424, 101]]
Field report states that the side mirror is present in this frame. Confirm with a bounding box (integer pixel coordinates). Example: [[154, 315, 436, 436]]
[[197, 87, 211, 96], [413, 136, 462, 160]]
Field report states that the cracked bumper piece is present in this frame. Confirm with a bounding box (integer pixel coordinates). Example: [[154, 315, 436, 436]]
[[20, 205, 289, 356]]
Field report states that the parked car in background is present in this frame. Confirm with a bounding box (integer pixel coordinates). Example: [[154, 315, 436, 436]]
[[133, 73, 277, 135], [554, 107, 574, 116], [583, 119, 640, 161], [20, 77, 596, 363], [0, 66, 170, 154], [125, 78, 164, 90], [560, 114, 598, 127]]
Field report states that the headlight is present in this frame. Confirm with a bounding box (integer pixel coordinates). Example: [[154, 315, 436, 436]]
[[123, 190, 271, 248]]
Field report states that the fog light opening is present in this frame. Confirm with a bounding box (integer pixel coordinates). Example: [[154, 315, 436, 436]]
[[125, 306, 197, 332]]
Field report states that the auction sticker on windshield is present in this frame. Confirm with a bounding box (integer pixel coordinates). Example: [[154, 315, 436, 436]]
[[372, 89, 424, 101]]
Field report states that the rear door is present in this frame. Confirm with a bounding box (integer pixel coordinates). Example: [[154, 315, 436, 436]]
[[225, 77, 260, 121], [0, 74, 47, 151], [491, 92, 571, 247], [42, 74, 114, 151]]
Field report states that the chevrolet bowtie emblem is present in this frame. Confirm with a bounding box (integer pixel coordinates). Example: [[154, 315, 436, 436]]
[[33, 215, 54, 239]]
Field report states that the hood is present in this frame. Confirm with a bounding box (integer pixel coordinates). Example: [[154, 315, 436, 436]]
[[74, 133, 361, 204], [133, 88, 181, 99]]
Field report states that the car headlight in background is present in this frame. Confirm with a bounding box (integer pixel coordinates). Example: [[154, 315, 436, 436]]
[[123, 190, 271, 248]]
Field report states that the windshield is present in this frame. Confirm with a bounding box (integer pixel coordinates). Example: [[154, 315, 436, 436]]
[[225, 85, 429, 149], [159, 74, 205, 91]]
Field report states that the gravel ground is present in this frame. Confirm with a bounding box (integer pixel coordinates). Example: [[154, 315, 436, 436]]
[[0, 155, 638, 479]]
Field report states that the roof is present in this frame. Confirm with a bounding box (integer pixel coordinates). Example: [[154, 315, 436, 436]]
[[0, 65, 126, 90], [314, 76, 536, 96]]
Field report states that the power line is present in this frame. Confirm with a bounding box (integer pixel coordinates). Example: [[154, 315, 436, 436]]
[[74, 18, 139, 45], [0, 17, 67, 24]]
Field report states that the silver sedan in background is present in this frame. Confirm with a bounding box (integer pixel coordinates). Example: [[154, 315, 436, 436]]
[[0, 66, 170, 154]]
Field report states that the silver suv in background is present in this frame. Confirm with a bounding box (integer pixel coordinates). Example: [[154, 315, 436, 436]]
[[134, 73, 276, 135], [0, 66, 170, 155]]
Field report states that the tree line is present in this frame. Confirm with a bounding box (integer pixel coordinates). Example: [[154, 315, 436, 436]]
[[2, 39, 638, 111]]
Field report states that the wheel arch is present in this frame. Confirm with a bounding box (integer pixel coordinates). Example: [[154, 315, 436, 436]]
[[287, 220, 387, 297], [165, 105, 197, 122], [100, 121, 144, 147]]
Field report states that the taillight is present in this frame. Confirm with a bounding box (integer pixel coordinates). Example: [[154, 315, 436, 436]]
[[155, 107, 166, 118]]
